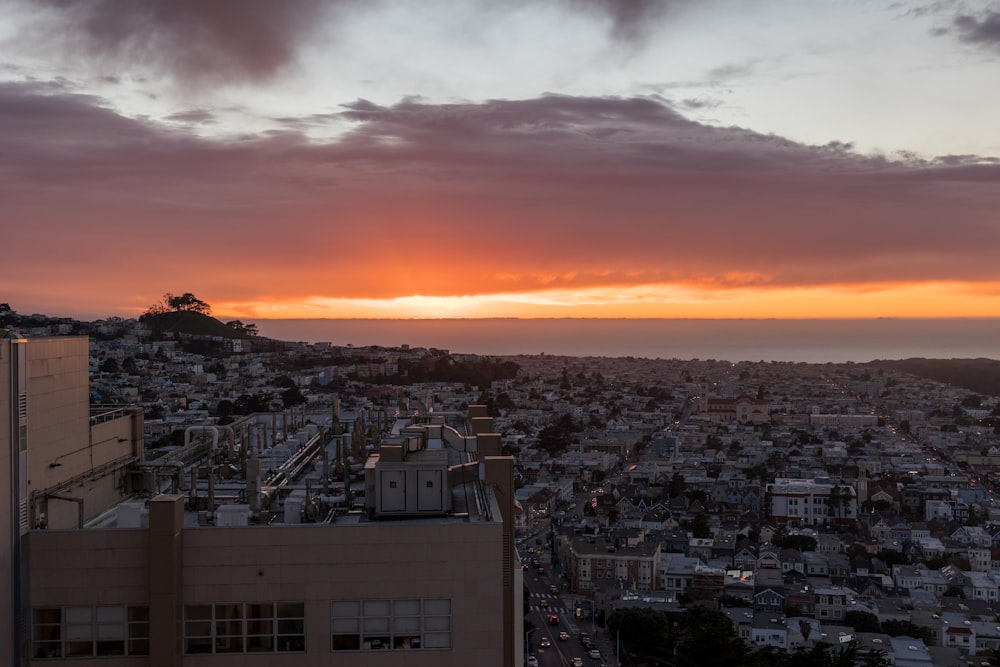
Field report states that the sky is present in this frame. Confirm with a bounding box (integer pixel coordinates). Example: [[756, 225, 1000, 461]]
[[2, 0, 1000, 322]]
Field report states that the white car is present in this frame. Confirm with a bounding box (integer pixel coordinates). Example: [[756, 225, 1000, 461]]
[[572, 658, 584, 667], [527, 655, 539, 667], [589, 648, 601, 659]]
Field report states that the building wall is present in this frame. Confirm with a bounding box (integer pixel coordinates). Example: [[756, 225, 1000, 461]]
[[2, 338, 20, 665], [27, 517, 507, 666], [5, 338, 95, 663]]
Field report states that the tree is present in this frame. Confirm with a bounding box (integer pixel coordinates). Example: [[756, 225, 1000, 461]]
[[681, 512, 711, 538], [776, 534, 817, 552], [536, 413, 580, 455], [281, 386, 307, 407], [216, 399, 234, 415], [668, 472, 687, 498], [943, 585, 966, 598], [881, 620, 933, 644], [844, 610, 881, 633], [607, 607, 672, 662], [142, 292, 211, 318], [226, 320, 258, 336], [861, 648, 892, 667], [165, 292, 211, 314], [121, 356, 138, 374], [273, 375, 297, 388], [674, 608, 748, 667]]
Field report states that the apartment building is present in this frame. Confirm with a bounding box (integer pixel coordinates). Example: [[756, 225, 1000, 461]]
[[766, 477, 858, 526], [559, 533, 660, 593], [3, 335, 519, 667]]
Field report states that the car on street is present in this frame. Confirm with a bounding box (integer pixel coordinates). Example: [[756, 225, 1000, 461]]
[[540, 636, 551, 647], [571, 658, 584, 667], [559, 631, 570, 641], [547, 614, 560, 625], [539, 599, 549, 608], [527, 655, 539, 667], [589, 649, 601, 659], [549, 584, 559, 594]]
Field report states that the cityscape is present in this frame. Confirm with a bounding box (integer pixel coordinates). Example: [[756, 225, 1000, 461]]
[[4, 303, 1000, 666], [4, 1, 1000, 666]]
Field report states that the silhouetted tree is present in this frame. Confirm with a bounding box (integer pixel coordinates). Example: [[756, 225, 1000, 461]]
[[142, 292, 211, 318], [226, 320, 258, 336]]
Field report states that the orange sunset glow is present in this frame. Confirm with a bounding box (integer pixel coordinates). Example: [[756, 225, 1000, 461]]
[[208, 281, 1000, 321]]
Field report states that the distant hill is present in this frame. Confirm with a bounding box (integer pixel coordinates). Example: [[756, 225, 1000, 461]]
[[868, 358, 1000, 397], [141, 311, 253, 339]]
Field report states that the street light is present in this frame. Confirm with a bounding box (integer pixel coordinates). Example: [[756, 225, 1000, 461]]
[[525, 627, 539, 666]]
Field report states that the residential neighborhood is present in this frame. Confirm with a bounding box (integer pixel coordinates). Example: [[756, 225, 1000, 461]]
[[5, 307, 1000, 666]]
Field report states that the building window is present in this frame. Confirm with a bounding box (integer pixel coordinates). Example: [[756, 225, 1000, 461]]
[[32, 606, 149, 659], [183, 602, 305, 654], [331, 598, 451, 651]]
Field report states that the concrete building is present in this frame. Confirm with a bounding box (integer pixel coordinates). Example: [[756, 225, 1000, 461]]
[[3, 336, 145, 666], [4, 335, 520, 666], [766, 477, 858, 526]]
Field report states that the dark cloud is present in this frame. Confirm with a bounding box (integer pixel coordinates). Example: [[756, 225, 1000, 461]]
[[19, 0, 332, 88], [166, 109, 217, 125], [2, 83, 999, 305], [570, 0, 673, 44], [953, 10, 1000, 50], [706, 62, 757, 82], [678, 97, 721, 110]]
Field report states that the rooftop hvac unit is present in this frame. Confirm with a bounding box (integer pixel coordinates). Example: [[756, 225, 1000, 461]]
[[215, 504, 251, 527]]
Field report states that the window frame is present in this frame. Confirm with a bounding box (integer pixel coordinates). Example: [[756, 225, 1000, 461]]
[[32, 605, 150, 660], [183, 601, 305, 655], [331, 598, 451, 652]]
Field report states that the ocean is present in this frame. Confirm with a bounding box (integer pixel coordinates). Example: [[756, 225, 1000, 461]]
[[252, 318, 1000, 364]]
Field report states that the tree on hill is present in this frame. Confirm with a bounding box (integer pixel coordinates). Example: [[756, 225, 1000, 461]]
[[142, 292, 211, 318], [226, 320, 258, 336]]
